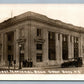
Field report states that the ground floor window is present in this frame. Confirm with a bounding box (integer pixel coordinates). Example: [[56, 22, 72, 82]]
[[36, 53, 42, 62]]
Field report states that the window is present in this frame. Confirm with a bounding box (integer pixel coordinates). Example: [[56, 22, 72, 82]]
[[37, 29, 41, 36], [48, 32, 56, 60], [8, 45, 12, 50], [49, 32, 55, 40], [58, 34, 60, 40], [36, 44, 42, 50], [62, 34, 68, 60], [8, 35, 11, 41], [36, 53, 42, 62]]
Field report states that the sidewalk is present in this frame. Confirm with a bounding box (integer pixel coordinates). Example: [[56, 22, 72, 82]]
[[0, 65, 61, 70], [0, 64, 83, 70]]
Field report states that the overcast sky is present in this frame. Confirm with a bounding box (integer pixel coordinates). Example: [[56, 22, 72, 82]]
[[0, 4, 84, 27]]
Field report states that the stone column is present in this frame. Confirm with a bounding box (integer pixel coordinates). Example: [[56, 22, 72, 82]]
[[78, 37, 81, 57], [68, 35, 71, 59], [80, 35, 84, 64], [71, 36, 74, 58], [15, 29, 19, 66], [55, 33, 60, 64], [43, 29, 48, 66], [80, 36, 83, 57], [59, 34, 63, 63]]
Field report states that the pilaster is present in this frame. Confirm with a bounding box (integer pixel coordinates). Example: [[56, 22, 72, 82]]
[[15, 29, 19, 66], [43, 29, 48, 65]]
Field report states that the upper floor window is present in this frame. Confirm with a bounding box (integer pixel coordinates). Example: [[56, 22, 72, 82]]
[[58, 34, 60, 40], [74, 37, 78, 43], [36, 44, 42, 50], [49, 32, 55, 40], [37, 29, 41, 36], [8, 45, 12, 50]]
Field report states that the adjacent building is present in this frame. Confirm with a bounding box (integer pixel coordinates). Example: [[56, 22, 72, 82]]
[[0, 11, 84, 67]]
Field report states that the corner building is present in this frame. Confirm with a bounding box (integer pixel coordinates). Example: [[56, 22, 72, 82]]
[[0, 11, 84, 67]]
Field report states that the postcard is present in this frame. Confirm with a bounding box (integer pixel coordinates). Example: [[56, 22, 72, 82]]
[[0, 4, 84, 80]]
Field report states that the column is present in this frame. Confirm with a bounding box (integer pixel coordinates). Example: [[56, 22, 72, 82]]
[[43, 29, 48, 65], [71, 36, 74, 58], [15, 29, 19, 66], [55, 33, 60, 64], [78, 35, 83, 58], [80, 36, 84, 64], [68, 35, 71, 59], [59, 34, 63, 63], [78, 37, 81, 57]]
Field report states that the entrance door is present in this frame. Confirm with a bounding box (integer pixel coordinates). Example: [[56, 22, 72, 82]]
[[7, 31, 14, 66]]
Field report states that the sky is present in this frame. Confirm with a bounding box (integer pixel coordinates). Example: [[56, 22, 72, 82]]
[[0, 4, 84, 27]]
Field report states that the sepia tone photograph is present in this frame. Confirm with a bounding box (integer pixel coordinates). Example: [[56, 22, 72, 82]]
[[0, 4, 84, 79]]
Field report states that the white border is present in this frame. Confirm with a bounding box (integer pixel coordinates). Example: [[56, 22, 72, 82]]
[[0, 74, 84, 80]]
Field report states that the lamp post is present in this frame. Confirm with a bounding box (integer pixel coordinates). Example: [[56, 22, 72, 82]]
[[17, 38, 26, 69]]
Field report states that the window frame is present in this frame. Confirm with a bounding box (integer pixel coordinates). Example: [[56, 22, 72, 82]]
[[36, 53, 42, 62], [37, 29, 41, 37], [36, 44, 42, 50]]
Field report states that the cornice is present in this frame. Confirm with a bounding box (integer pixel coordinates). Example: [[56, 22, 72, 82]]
[[0, 11, 84, 33]]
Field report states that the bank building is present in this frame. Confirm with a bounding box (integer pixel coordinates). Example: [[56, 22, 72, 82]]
[[0, 11, 84, 68]]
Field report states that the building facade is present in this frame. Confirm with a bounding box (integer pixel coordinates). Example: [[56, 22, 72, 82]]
[[0, 11, 84, 67]]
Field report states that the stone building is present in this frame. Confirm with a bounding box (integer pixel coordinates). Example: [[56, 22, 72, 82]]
[[0, 11, 84, 67]]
